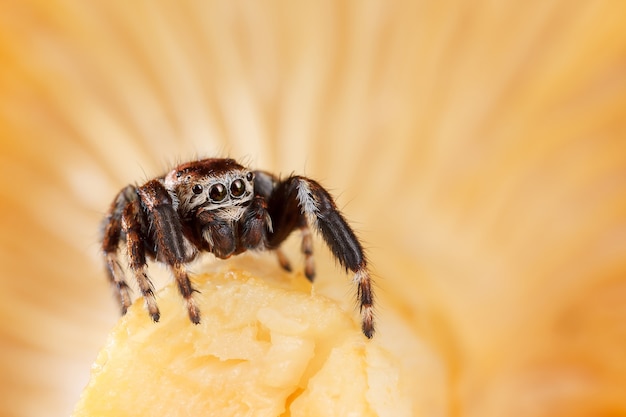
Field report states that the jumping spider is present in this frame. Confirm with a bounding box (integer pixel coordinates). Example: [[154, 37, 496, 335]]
[[101, 158, 374, 338]]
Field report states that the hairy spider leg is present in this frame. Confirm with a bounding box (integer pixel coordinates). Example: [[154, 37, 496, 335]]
[[253, 171, 315, 279], [137, 180, 200, 324], [264, 175, 375, 339], [274, 248, 292, 272], [121, 196, 160, 322], [101, 185, 136, 315], [299, 217, 315, 281]]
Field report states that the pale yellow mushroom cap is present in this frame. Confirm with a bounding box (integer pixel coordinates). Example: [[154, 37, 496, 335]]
[[72, 257, 447, 417]]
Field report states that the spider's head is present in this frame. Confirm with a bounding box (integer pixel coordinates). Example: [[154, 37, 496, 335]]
[[164, 158, 255, 215]]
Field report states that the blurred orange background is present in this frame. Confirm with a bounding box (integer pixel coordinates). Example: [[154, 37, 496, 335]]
[[1, 1, 626, 416]]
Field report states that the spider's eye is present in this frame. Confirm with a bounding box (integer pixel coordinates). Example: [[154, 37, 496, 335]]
[[192, 184, 203, 195], [230, 179, 245, 198], [246, 172, 254, 181], [209, 183, 227, 202]]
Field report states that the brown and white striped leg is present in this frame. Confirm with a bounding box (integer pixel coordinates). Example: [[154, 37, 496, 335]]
[[101, 185, 136, 315], [300, 224, 315, 282], [137, 180, 200, 324], [275, 248, 293, 272], [171, 262, 200, 324], [354, 267, 374, 338], [293, 176, 375, 337], [121, 198, 160, 322], [266, 175, 375, 338], [104, 252, 133, 314]]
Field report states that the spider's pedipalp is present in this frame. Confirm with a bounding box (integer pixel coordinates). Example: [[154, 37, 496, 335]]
[[237, 195, 272, 250]]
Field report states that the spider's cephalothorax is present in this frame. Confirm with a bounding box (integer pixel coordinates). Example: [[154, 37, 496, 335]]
[[101, 158, 375, 338]]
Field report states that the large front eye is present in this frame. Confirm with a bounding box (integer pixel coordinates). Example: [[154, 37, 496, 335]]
[[209, 183, 227, 202], [230, 179, 245, 198]]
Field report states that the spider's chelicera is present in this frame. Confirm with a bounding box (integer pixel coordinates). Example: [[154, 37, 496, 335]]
[[101, 158, 374, 338]]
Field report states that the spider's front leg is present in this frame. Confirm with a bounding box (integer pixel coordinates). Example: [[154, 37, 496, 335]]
[[265, 175, 375, 339], [137, 180, 201, 324]]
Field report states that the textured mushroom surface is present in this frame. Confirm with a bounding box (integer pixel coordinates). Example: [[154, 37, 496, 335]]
[[73, 258, 447, 417]]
